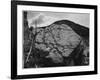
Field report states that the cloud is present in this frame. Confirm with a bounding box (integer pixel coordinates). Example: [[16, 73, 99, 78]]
[[27, 11, 89, 28], [30, 14, 44, 26], [28, 13, 59, 27]]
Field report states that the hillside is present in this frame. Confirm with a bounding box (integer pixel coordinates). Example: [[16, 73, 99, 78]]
[[23, 19, 89, 68]]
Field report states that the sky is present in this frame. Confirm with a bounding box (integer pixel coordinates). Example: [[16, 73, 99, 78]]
[[27, 11, 90, 28]]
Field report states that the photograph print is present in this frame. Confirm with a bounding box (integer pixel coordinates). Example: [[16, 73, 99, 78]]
[[11, 1, 97, 79], [23, 11, 89, 68]]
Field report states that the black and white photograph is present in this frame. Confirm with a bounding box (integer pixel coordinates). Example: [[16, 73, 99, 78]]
[[11, 1, 97, 79], [23, 11, 89, 68]]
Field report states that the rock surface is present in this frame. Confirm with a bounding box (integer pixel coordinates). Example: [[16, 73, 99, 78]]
[[24, 20, 89, 68]]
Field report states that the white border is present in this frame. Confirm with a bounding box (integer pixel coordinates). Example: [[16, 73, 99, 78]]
[[17, 5, 94, 75]]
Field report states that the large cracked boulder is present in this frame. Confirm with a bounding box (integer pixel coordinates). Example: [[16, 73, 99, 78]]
[[24, 20, 89, 68]]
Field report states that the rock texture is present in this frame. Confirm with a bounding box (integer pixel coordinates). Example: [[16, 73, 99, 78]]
[[23, 19, 89, 68]]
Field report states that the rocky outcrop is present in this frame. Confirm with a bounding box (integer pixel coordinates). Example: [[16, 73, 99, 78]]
[[24, 19, 89, 68]]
